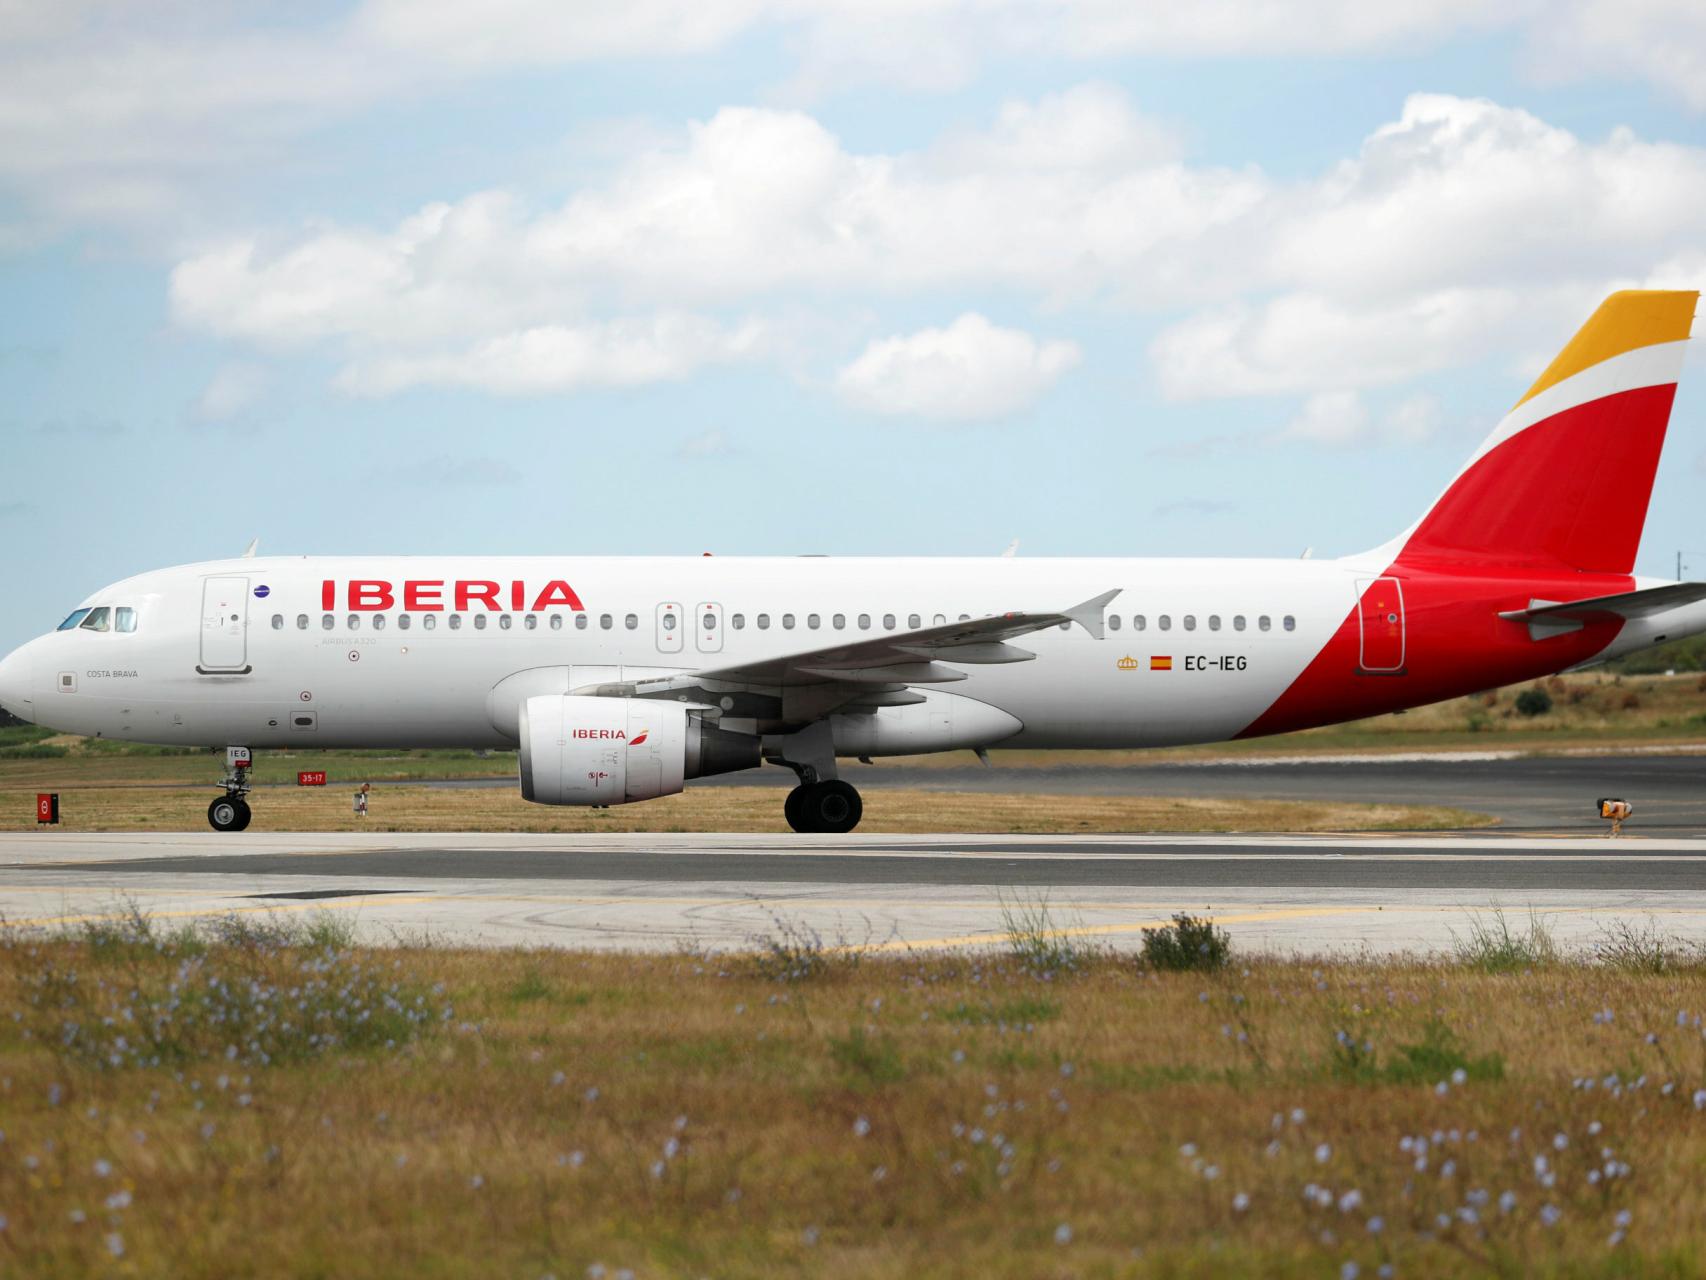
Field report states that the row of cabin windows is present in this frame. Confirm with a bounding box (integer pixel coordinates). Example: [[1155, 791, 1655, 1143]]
[[273, 609, 1298, 635], [57, 606, 139, 633], [1108, 613, 1295, 633]]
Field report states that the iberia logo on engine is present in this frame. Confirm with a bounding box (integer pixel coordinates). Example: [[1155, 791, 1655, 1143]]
[[572, 729, 626, 740]]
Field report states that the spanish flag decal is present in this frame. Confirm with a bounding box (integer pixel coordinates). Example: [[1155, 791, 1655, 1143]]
[[1151, 655, 1172, 671]]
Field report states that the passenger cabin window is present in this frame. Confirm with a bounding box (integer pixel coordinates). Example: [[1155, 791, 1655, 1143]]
[[1183, 615, 1196, 631], [57, 609, 91, 631], [1158, 615, 1171, 631], [474, 615, 487, 630], [423, 615, 437, 630], [933, 614, 946, 626], [1258, 615, 1271, 632], [115, 607, 137, 633], [550, 615, 563, 631], [1208, 615, 1221, 631], [373, 614, 387, 631], [858, 613, 871, 630], [498, 614, 512, 630], [833, 613, 845, 630], [1107, 615, 1122, 631], [347, 614, 361, 631], [398, 613, 411, 630], [322, 614, 334, 631], [908, 613, 921, 629], [782, 613, 796, 629], [731, 614, 745, 630], [958, 614, 970, 622], [80, 607, 111, 632], [296, 614, 309, 630], [662, 613, 677, 631], [599, 614, 613, 630], [1284, 615, 1297, 632], [807, 613, 820, 630], [757, 613, 771, 630], [883, 613, 896, 630], [1134, 615, 1146, 631], [575, 614, 587, 630], [524, 614, 537, 631], [703, 612, 717, 631], [624, 613, 638, 630], [449, 615, 462, 631], [271, 614, 284, 630], [1233, 615, 1246, 631]]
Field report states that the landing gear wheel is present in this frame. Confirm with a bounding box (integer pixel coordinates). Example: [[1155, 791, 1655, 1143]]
[[784, 785, 810, 833], [786, 780, 863, 834], [208, 796, 251, 832]]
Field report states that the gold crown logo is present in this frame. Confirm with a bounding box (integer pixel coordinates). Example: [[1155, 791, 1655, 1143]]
[[1116, 655, 1139, 671]]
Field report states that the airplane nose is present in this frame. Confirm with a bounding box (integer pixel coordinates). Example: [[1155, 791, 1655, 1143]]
[[0, 643, 35, 721]]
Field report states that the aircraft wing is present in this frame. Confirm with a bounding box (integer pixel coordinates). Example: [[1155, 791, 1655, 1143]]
[[1499, 582, 1706, 625], [570, 588, 1121, 720]]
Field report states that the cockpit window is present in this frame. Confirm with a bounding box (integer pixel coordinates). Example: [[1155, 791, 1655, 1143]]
[[79, 607, 112, 632], [115, 607, 137, 633], [57, 609, 91, 631]]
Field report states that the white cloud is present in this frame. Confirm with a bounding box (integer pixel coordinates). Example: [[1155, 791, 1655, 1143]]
[[5, 3, 1706, 246], [191, 362, 269, 422], [1527, 0, 1706, 111], [337, 315, 766, 396], [165, 87, 1706, 406], [1275, 390, 1443, 448], [834, 314, 1080, 421]]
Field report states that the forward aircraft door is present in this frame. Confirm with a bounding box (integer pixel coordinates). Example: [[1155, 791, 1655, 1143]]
[[199, 576, 250, 673], [655, 602, 683, 654], [1356, 577, 1405, 674]]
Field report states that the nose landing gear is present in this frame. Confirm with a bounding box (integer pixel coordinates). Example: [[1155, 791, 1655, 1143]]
[[208, 747, 254, 831]]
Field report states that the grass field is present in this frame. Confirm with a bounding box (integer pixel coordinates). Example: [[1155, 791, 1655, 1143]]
[[4, 911, 1706, 1277], [0, 783, 1484, 834]]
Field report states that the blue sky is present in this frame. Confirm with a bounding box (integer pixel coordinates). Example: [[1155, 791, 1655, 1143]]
[[4, 2, 1706, 654]]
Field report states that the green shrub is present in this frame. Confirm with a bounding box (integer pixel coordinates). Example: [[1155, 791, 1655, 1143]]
[[1140, 914, 1231, 972], [1514, 686, 1554, 716]]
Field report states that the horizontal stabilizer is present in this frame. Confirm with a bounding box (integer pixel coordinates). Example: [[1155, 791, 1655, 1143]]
[[1499, 582, 1706, 625]]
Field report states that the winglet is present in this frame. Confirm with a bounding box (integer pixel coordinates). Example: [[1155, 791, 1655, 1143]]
[[241, 538, 258, 559], [1063, 588, 1121, 640]]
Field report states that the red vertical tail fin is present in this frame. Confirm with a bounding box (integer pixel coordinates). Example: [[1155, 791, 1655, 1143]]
[[1390, 290, 1696, 575]]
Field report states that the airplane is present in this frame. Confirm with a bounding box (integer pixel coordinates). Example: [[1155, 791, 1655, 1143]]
[[2, 290, 1704, 834]]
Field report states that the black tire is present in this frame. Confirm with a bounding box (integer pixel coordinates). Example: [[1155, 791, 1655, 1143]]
[[799, 780, 863, 834], [230, 798, 252, 831], [784, 785, 811, 833], [208, 796, 245, 832]]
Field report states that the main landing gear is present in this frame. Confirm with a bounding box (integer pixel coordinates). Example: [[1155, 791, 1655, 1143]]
[[208, 749, 253, 832], [784, 779, 863, 834]]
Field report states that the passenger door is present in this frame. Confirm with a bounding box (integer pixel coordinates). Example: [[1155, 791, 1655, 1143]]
[[199, 576, 250, 673], [655, 602, 683, 654], [695, 601, 724, 654], [1355, 577, 1405, 674]]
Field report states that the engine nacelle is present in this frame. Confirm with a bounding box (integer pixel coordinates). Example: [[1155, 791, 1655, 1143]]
[[519, 695, 759, 806]]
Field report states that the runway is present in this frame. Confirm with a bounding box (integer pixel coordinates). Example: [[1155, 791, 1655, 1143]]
[[4, 830, 1705, 956]]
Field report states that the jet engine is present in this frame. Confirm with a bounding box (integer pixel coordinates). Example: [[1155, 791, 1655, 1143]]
[[518, 694, 759, 805]]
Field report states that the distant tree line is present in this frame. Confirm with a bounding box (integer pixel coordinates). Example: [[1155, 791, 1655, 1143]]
[[1607, 633, 1706, 674]]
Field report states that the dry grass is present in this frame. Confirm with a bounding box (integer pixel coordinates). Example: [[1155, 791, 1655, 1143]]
[[4, 920, 1706, 1277], [0, 784, 1485, 833]]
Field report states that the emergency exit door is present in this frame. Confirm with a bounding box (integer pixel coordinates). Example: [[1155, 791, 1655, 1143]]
[[199, 576, 250, 673], [1356, 577, 1405, 674], [655, 602, 683, 654], [696, 602, 724, 653]]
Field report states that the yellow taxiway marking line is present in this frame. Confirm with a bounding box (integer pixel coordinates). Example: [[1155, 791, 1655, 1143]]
[[846, 906, 1373, 954]]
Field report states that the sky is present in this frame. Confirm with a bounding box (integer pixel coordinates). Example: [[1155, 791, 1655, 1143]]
[[4, 1, 1706, 655]]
